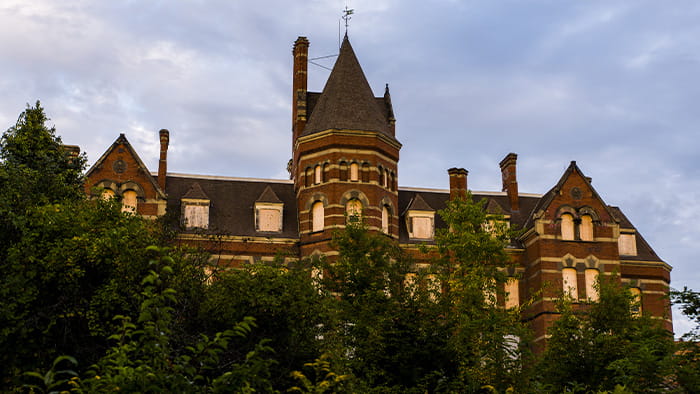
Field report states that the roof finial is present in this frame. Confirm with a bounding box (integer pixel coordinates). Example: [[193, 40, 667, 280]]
[[342, 4, 354, 35]]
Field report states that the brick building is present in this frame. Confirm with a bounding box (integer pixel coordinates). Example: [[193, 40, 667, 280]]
[[85, 35, 672, 349]]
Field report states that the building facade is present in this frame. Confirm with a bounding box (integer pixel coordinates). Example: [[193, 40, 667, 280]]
[[84, 35, 672, 350]]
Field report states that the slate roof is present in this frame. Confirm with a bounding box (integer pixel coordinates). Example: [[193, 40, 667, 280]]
[[164, 174, 298, 239], [608, 206, 662, 262], [302, 35, 394, 138]]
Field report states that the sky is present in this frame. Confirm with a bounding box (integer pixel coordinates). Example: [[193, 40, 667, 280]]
[[1, 1, 698, 336]]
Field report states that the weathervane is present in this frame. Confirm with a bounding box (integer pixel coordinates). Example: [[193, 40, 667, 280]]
[[342, 5, 354, 33]]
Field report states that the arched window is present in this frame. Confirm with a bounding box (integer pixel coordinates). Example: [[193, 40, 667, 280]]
[[122, 190, 138, 213], [585, 268, 599, 301], [381, 205, 390, 234], [346, 199, 362, 223], [323, 163, 330, 182], [505, 278, 520, 309], [339, 161, 348, 181], [311, 201, 324, 232], [384, 169, 390, 188], [389, 171, 395, 191], [361, 163, 370, 182], [580, 215, 594, 241], [101, 189, 115, 200], [349, 162, 359, 181], [314, 165, 322, 184], [561, 213, 575, 240], [379, 166, 386, 187], [562, 268, 578, 299]]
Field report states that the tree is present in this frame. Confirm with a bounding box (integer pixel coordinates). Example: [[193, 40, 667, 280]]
[[539, 275, 674, 392], [0, 101, 85, 251], [671, 288, 700, 392], [430, 195, 533, 392]]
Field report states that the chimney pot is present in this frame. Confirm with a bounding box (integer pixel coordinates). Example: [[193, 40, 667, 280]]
[[499, 153, 519, 212], [448, 167, 468, 200], [158, 129, 170, 192]]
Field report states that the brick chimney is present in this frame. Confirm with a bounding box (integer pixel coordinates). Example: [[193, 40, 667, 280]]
[[158, 129, 169, 192], [292, 37, 309, 143], [499, 153, 519, 212], [448, 167, 468, 200]]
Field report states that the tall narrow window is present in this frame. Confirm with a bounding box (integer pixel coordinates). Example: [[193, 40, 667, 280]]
[[339, 161, 348, 181], [350, 162, 359, 181], [361, 163, 370, 182], [562, 268, 578, 299], [323, 163, 330, 182], [314, 165, 322, 184], [305, 167, 313, 187], [381, 205, 390, 234], [384, 169, 390, 188], [585, 269, 599, 301], [346, 199, 362, 223], [561, 214, 574, 240], [311, 201, 324, 232], [630, 287, 642, 316], [379, 166, 386, 187], [122, 190, 138, 213], [505, 278, 520, 309], [580, 215, 594, 241]]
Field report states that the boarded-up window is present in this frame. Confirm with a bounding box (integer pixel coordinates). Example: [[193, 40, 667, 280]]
[[618, 233, 637, 256], [314, 165, 322, 184], [580, 215, 594, 241], [312, 201, 324, 232], [505, 278, 520, 309], [122, 190, 138, 213], [381, 205, 390, 234], [256, 207, 282, 232], [346, 199, 362, 223], [101, 189, 115, 200], [562, 268, 578, 299], [350, 163, 359, 181], [630, 287, 642, 316], [410, 216, 433, 239], [561, 213, 574, 240], [183, 203, 209, 229], [585, 269, 599, 301]]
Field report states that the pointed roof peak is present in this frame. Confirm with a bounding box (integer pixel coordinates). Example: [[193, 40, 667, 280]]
[[256, 185, 282, 203], [182, 182, 209, 200], [302, 36, 390, 137], [406, 194, 434, 212]]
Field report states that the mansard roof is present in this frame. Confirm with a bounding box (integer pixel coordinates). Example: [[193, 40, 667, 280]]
[[302, 35, 392, 137]]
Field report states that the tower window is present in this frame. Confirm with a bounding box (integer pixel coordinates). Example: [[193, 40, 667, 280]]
[[305, 167, 313, 187], [339, 161, 348, 181], [361, 163, 370, 182], [314, 165, 322, 184], [346, 199, 362, 223], [311, 201, 324, 232], [381, 205, 390, 234], [350, 162, 359, 181], [505, 278, 520, 309]]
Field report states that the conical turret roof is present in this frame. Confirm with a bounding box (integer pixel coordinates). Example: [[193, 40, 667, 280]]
[[303, 35, 389, 136]]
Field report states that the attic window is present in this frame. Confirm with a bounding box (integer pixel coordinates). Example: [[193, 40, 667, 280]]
[[618, 233, 637, 256], [256, 203, 283, 233], [408, 212, 434, 240], [182, 199, 210, 229]]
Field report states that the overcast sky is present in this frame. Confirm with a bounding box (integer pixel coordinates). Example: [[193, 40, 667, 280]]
[[1, 1, 698, 336]]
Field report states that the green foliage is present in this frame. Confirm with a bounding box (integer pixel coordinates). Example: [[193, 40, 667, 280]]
[[22, 355, 80, 393], [671, 288, 700, 392], [198, 262, 326, 389], [539, 275, 674, 393], [288, 354, 351, 393]]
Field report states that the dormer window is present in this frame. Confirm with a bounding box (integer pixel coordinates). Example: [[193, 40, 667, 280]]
[[181, 183, 210, 230], [405, 194, 435, 240], [255, 203, 283, 232], [182, 199, 210, 229], [255, 186, 284, 233]]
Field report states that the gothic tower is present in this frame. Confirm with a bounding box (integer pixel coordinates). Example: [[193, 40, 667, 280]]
[[291, 35, 401, 257]]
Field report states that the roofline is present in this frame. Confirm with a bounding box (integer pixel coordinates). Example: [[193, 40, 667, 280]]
[[156, 172, 294, 184], [398, 185, 542, 198]]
